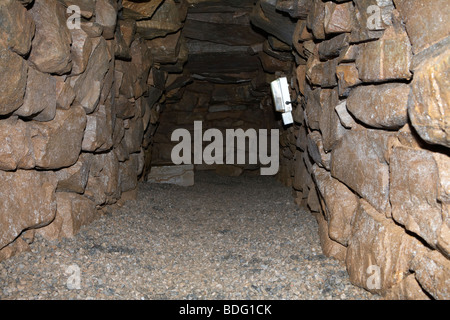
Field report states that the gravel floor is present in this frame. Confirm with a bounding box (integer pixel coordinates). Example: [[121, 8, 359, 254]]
[[0, 171, 377, 300]]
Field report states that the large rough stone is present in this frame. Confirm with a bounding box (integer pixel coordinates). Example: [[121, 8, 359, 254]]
[[0, 0, 35, 56], [72, 37, 111, 114], [37, 193, 97, 240], [14, 67, 56, 122], [119, 156, 139, 192], [82, 104, 114, 152], [28, 0, 72, 74], [55, 153, 93, 194], [85, 152, 121, 206], [312, 165, 359, 246], [306, 56, 339, 88], [135, 0, 183, 39], [146, 165, 195, 187], [0, 49, 27, 115], [319, 88, 346, 152], [408, 48, 450, 148], [70, 28, 92, 76], [0, 117, 34, 171], [122, 0, 163, 20], [411, 250, 450, 300], [394, 0, 450, 54], [347, 83, 410, 129], [323, 1, 353, 34], [335, 63, 362, 97], [124, 116, 144, 154], [307, 132, 330, 170], [314, 211, 347, 262], [30, 104, 87, 170], [383, 274, 431, 300], [356, 26, 412, 82], [0, 170, 57, 250], [95, 0, 117, 40], [55, 76, 76, 110], [390, 146, 446, 249], [346, 199, 423, 294], [330, 129, 393, 214]]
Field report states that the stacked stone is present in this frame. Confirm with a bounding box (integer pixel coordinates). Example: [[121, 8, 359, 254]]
[[0, 0, 188, 261], [258, 0, 449, 299], [150, 0, 282, 174]]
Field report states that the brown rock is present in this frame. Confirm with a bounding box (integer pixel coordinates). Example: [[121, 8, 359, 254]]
[[38, 193, 97, 240], [408, 48, 450, 148], [147, 31, 183, 64], [122, 0, 163, 20], [347, 83, 410, 129], [306, 56, 339, 88], [312, 165, 358, 246], [72, 37, 111, 114], [350, 0, 391, 43], [0, 0, 35, 56], [60, 0, 96, 19], [314, 211, 347, 262], [330, 129, 393, 213], [383, 274, 431, 300], [390, 146, 446, 249], [85, 151, 121, 205], [70, 28, 93, 76], [28, 0, 72, 75], [95, 0, 117, 40], [318, 33, 350, 60], [356, 26, 412, 82], [0, 48, 27, 115], [334, 101, 357, 129], [394, 0, 450, 54], [304, 87, 322, 130], [292, 152, 310, 192], [346, 199, 423, 294], [0, 117, 34, 171], [307, 132, 330, 170], [307, 0, 326, 40], [30, 104, 87, 170], [14, 67, 56, 122], [411, 250, 450, 300], [55, 153, 93, 194], [215, 165, 244, 177], [319, 88, 346, 152], [335, 63, 361, 96], [0, 170, 57, 250], [136, 0, 183, 39], [0, 237, 30, 262], [324, 1, 354, 34], [124, 116, 145, 154], [258, 52, 292, 73], [147, 165, 195, 187], [55, 76, 76, 110], [82, 104, 114, 152], [119, 156, 139, 192]]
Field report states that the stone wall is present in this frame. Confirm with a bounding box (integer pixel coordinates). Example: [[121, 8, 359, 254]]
[[261, 0, 449, 299], [0, 0, 449, 300], [0, 0, 189, 260]]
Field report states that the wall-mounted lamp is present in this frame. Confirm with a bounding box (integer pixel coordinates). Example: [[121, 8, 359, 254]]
[[270, 77, 294, 125]]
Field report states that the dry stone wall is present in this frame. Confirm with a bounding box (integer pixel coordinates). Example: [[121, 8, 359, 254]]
[[0, 0, 190, 261], [261, 0, 450, 299]]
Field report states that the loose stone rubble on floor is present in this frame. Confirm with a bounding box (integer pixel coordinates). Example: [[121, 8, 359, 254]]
[[0, 171, 377, 300]]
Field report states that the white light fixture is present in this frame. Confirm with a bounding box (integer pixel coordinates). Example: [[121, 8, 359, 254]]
[[270, 77, 294, 125]]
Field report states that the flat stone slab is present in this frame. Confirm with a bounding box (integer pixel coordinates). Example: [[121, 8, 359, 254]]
[[146, 165, 194, 187]]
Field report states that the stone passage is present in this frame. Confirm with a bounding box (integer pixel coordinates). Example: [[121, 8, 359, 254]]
[[0, 172, 376, 300], [0, 0, 449, 300]]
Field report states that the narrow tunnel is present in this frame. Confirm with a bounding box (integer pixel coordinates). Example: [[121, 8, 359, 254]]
[[0, 0, 449, 300]]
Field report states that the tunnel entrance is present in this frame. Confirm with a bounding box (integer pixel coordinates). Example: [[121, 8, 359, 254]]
[[0, 0, 449, 300]]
